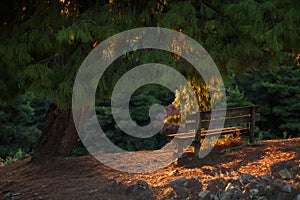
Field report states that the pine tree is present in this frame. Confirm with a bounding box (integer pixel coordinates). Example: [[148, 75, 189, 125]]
[[235, 64, 300, 137], [0, 93, 44, 159], [192, 0, 300, 73]]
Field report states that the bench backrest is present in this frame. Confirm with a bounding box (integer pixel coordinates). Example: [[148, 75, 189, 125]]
[[185, 105, 260, 130]]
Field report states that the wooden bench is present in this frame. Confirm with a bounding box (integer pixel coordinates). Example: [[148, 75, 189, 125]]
[[167, 105, 260, 158]]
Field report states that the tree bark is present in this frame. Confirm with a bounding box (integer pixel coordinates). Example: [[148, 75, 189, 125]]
[[31, 103, 88, 163]]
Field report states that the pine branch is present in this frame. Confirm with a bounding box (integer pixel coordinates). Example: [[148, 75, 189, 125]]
[[200, 1, 226, 20], [77, 19, 97, 25]]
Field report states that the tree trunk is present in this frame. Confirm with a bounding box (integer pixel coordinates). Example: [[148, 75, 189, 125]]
[[31, 103, 88, 163]]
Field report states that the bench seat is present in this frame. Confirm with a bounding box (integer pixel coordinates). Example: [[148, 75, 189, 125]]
[[167, 126, 249, 138]]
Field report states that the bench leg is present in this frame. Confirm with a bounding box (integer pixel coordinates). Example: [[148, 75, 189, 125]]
[[178, 143, 183, 155], [171, 138, 183, 158], [249, 105, 256, 144], [194, 130, 202, 158], [194, 141, 201, 158]]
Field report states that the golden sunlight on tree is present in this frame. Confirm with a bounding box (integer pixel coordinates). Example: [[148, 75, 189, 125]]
[[21, 6, 26, 20], [156, 0, 168, 13], [165, 77, 224, 127], [92, 41, 99, 48], [59, 0, 78, 16], [289, 51, 300, 66], [171, 36, 182, 60]]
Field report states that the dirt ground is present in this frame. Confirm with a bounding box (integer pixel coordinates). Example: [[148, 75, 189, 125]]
[[1, 138, 300, 200]]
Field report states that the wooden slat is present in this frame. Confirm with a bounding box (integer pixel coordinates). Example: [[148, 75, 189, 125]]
[[201, 127, 249, 137], [187, 105, 259, 120], [203, 115, 250, 129], [185, 114, 260, 130], [202, 126, 248, 134], [186, 115, 251, 129], [167, 126, 249, 139], [167, 131, 195, 137]]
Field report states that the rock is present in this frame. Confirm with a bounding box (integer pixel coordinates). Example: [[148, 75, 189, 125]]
[[241, 174, 255, 182], [3, 192, 12, 198], [282, 184, 292, 193], [249, 188, 259, 196], [279, 168, 292, 179], [21, 187, 32, 193], [172, 185, 189, 199], [11, 195, 20, 200], [183, 181, 188, 187], [184, 178, 202, 192], [169, 177, 187, 186], [210, 194, 219, 200], [220, 183, 242, 200], [137, 180, 149, 189], [127, 181, 154, 199], [126, 185, 154, 200], [259, 174, 272, 182], [107, 181, 125, 193], [198, 190, 210, 198], [88, 189, 99, 194], [292, 165, 300, 172], [295, 194, 300, 200], [222, 190, 231, 199], [273, 179, 285, 188], [128, 185, 139, 193], [231, 192, 242, 200]]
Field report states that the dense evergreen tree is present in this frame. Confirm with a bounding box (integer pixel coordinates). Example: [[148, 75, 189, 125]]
[[192, 0, 300, 73], [235, 64, 300, 138], [87, 84, 174, 152], [0, 93, 47, 159]]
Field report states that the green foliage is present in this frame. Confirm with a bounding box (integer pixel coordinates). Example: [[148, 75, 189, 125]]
[[84, 84, 174, 152], [3, 148, 28, 166], [157, 1, 200, 37], [193, 0, 300, 73], [0, 93, 47, 159], [225, 77, 253, 107], [1, 0, 299, 107], [235, 64, 300, 137], [71, 141, 89, 156]]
